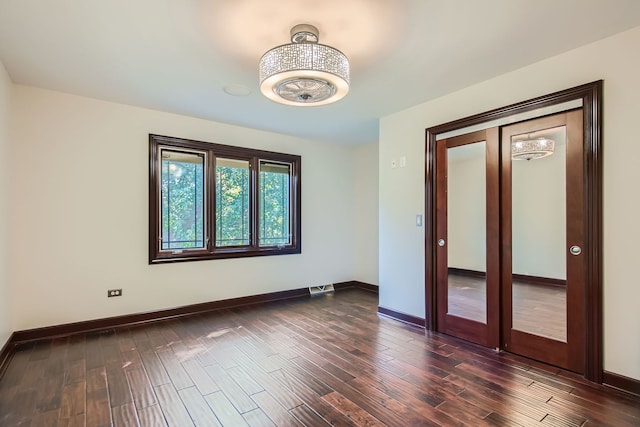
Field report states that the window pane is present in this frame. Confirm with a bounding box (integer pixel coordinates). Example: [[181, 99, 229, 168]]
[[161, 150, 205, 250], [216, 158, 250, 246], [259, 161, 291, 247]]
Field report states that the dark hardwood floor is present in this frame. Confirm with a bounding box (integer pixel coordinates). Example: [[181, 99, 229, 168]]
[[512, 281, 566, 342], [447, 273, 488, 323], [448, 274, 567, 341], [1, 289, 638, 426]]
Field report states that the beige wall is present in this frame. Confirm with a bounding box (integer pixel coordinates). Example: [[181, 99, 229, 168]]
[[0, 61, 12, 349], [9, 85, 377, 331], [447, 142, 487, 272], [512, 138, 566, 279], [353, 142, 379, 285], [447, 138, 567, 278], [379, 26, 640, 380]]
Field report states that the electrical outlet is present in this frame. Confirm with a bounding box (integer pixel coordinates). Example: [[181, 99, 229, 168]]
[[107, 289, 122, 298]]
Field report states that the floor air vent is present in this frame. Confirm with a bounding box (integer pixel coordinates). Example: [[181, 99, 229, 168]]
[[309, 284, 335, 296]]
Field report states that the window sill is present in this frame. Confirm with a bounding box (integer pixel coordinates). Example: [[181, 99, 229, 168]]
[[149, 246, 301, 264]]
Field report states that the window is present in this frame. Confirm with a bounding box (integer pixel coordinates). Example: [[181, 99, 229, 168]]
[[215, 158, 250, 247], [160, 150, 205, 250], [149, 134, 301, 263], [259, 161, 292, 247]]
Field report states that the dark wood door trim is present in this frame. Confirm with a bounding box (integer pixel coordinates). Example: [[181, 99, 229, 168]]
[[425, 80, 603, 383]]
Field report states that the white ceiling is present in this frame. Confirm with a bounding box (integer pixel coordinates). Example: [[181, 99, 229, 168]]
[[1, 0, 639, 146]]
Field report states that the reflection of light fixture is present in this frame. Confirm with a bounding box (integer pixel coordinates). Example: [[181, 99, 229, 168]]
[[511, 137, 555, 161], [168, 163, 183, 179], [259, 24, 350, 106]]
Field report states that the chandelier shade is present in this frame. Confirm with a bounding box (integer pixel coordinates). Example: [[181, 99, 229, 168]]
[[259, 24, 350, 106], [511, 137, 555, 161]]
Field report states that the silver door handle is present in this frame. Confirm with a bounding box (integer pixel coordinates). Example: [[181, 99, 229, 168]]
[[570, 245, 582, 255], [438, 239, 445, 247]]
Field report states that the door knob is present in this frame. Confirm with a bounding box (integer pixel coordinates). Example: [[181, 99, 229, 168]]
[[438, 239, 445, 247], [569, 245, 582, 255]]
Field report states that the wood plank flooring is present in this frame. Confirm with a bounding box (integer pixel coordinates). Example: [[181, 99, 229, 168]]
[[1, 289, 638, 426], [447, 273, 567, 341]]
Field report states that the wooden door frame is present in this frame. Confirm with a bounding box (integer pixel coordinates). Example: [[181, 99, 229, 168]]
[[424, 81, 603, 382]]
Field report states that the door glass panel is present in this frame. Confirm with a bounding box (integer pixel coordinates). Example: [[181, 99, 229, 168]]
[[447, 141, 487, 323], [511, 126, 567, 342]]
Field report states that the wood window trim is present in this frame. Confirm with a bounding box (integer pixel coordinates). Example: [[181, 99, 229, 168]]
[[424, 81, 603, 382], [149, 134, 302, 264]]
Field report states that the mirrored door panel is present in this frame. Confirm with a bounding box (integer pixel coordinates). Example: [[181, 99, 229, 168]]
[[435, 128, 499, 348], [501, 109, 584, 373], [511, 125, 567, 342], [447, 142, 487, 323]]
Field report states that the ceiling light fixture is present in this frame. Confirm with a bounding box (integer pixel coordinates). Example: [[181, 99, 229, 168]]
[[511, 137, 555, 161], [259, 24, 350, 107]]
